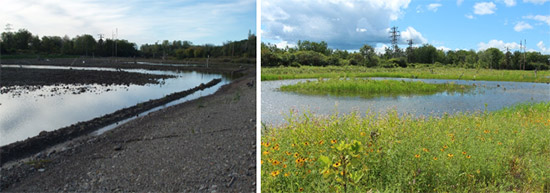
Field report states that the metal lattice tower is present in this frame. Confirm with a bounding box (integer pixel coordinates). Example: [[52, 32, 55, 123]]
[[389, 26, 400, 53], [4, 23, 13, 32]]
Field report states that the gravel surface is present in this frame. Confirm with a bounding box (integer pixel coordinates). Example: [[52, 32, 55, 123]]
[[0, 69, 256, 192]]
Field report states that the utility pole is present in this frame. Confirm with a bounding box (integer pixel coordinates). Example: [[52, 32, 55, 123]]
[[519, 40, 523, 70], [115, 28, 118, 63], [407, 39, 413, 63], [389, 26, 400, 58], [505, 47, 510, 69], [523, 39, 526, 70]]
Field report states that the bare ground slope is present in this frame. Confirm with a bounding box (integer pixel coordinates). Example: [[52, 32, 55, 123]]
[[1, 69, 256, 192]]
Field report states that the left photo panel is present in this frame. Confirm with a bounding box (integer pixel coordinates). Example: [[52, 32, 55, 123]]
[[0, 0, 256, 192]]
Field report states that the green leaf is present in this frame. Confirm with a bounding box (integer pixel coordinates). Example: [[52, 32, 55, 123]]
[[319, 155, 331, 166]]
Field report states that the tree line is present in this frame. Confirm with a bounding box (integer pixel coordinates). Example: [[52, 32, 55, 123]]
[[0, 28, 256, 59], [261, 40, 550, 70]]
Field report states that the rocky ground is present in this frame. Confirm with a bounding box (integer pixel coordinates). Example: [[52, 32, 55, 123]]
[[0, 68, 256, 192]]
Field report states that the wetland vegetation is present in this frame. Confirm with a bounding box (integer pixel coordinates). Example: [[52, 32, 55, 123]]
[[279, 78, 472, 98], [261, 102, 550, 192], [262, 65, 550, 83]]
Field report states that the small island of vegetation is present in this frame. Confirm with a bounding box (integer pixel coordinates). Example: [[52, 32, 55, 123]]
[[280, 78, 471, 98]]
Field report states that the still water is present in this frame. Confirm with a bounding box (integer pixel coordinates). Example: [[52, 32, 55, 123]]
[[0, 66, 232, 146], [262, 78, 550, 125]]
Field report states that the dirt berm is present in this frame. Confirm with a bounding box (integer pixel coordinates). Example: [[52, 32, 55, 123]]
[[0, 69, 256, 192]]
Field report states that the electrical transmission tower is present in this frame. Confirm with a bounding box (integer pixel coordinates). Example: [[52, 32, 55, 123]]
[[4, 23, 12, 32], [407, 39, 413, 62], [389, 26, 400, 57]]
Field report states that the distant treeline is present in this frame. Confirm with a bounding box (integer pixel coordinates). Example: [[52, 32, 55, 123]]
[[0, 29, 256, 59], [262, 40, 550, 70]]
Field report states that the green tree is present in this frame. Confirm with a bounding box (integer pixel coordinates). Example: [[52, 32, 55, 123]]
[[359, 44, 378, 67]]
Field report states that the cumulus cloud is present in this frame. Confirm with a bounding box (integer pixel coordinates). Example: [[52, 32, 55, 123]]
[[523, 0, 550, 4], [400, 26, 427, 44], [262, 0, 414, 50], [523, 15, 550, 26], [374, 43, 389, 54], [457, 0, 464, 6], [0, 0, 256, 46], [478, 40, 521, 51], [503, 0, 517, 6], [437, 46, 452, 52], [514, 21, 533, 32], [473, 2, 497, 15], [427, 3, 442, 12], [537, 41, 550, 54], [275, 40, 296, 49]]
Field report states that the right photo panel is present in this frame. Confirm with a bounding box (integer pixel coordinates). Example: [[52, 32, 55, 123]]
[[260, 0, 550, 192]]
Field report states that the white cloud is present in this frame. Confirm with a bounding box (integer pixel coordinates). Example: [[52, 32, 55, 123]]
[[514, 21, 533, 32], [537, 41, 550, 54], [374, 43, 389, 54], [437, 46, 452, 52], [523, 15, 550, 26], [473, 2, 497, 15], [416, 5, 424, 13], [427, 3, 442, 12], [503, 0, 517, 6], [400, 26, 428, 44], [262, 0, 412, 50], [283, 25, 295, 33], [457, 0, 464, 6], [478, 40, 521, 51], [0, 0, 256, 46], [465, 14, 475, 19], [275, 40, 296, 49], [523, 0, 550, 4]]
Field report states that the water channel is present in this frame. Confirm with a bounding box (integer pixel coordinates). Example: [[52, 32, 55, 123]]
[[0, 65, 233, 145]]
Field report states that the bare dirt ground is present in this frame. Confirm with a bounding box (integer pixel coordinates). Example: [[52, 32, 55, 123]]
[[0, 68, 256, 192]]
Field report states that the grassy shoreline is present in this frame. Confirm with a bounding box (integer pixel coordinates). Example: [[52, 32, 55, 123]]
[[262, 66, 550, 83], [261, 102, 550, 192], [279, 78, 471, 98]]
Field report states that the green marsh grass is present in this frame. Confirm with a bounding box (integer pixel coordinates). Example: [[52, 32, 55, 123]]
[[261, 102, 550, 192], [279, 78, 471, 98], [262, 66, 550, 83]]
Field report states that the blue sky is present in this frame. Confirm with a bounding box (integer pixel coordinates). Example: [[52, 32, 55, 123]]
[[0, 0, 256, 47], [261, 0, 550, 54]]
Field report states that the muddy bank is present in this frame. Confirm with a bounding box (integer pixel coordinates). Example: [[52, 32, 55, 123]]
[[2, 57, 252, 75], [0, 78, 222, 165], [0, 67, 173, 87], [1, 69, 255, 192]]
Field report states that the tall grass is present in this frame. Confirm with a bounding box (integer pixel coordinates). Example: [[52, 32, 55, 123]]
[[261, 102, 550, 192], [262, 66, 550, 83], [280, 78, 471, 98]]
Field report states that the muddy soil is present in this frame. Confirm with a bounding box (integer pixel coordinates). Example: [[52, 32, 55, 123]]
[[2, 57, 252, 75], [0, 67, 173, 87], [0, 68, 256, 192]]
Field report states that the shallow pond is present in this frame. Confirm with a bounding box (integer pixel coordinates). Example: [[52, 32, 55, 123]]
[[0, 65, 233, 146], [262, 78, 550, 125]]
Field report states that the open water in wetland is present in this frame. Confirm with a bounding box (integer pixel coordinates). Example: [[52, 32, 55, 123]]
[[262, 78, 550, 125], [0, 65, 232, 145]]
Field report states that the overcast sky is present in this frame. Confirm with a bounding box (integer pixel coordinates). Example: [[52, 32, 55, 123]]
[[0, 0, 256, 47], [262, 0, 550, 54]]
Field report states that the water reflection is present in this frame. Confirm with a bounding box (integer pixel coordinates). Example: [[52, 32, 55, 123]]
[[0, 67, 231, 145], [262, 78, 550, 126]]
